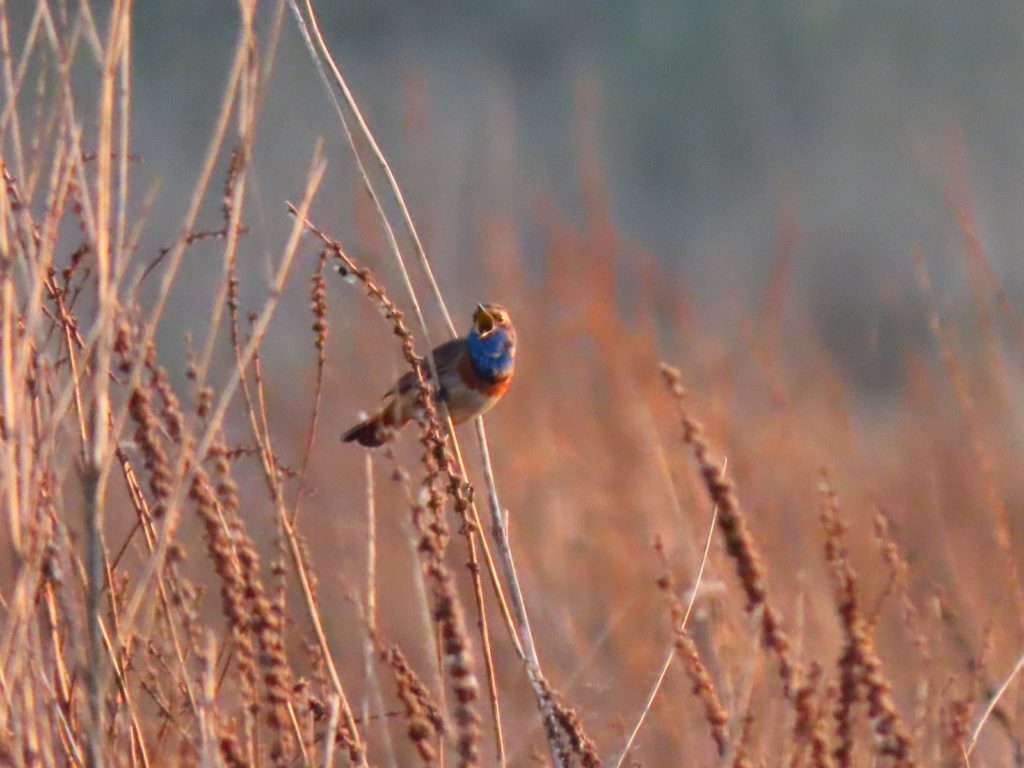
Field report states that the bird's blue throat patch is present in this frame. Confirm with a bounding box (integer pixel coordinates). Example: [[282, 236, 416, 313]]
[[467, 328, 515, 382]]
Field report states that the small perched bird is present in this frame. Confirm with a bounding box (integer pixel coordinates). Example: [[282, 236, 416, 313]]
[[342, 303, 516, 447]]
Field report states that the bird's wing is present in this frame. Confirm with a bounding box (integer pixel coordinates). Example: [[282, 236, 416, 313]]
[[431, 338, 467, 382], [384, 338, 466, 398]]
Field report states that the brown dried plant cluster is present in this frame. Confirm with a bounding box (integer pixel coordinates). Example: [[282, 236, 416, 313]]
[[3, 1, 1024, 767]]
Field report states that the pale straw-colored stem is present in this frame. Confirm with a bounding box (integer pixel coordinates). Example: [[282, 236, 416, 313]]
[[966, 651, 1024, 756], [612, 460, 725, 767]]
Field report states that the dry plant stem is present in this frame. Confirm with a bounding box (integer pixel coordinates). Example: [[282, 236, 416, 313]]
[[366, 454, 378, 636], [292, 0, 521, 653], [289, 210, 483, 765], [31, 1, 102, 401], [0, 4, 44, 165], [279, 41, 503, 760], [296, 0, 456, 335], [120, 149, 325, 643], [192, 0, 262, 402], [291, 251, 330, 523], [385, 447, 449, 710], [659, 364, 797, 696], [473, 420, 596, 767], [294, 0, 529, 685], [287, 0, 434, 346], [0, 260, 18, 560], [944, 152, 1024, 364], [17, 22, 243, 644], [443, 417, 506, 766], [1, 150, 79, 704], [725, 631, 761, 768], [186, 459, 260, 730], [289, 6, 562, 759], [911, 249, 1024, 637], [65, 4, 253, 489], [466, 428, 528, 663], [323, 694, 341, 768], [3, 108, 56, 721], [818, 472, 915, 767], [0, 0, 26, 181], [239, 327, 368, 764], [612, 464, 722, 767], [363, 454, 399, 767], [82, 469, 104, 767], [278, 58, 511, 764], [966, 651, 1024, 755], [115, 12, 131, 271], [789, 663, 833, 768], [57, 491, 159, 767], [374, 639, 446, 765], [84, 4, 132, 760]]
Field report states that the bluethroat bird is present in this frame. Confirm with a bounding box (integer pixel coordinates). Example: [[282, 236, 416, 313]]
[[342, 303, 516, 447]]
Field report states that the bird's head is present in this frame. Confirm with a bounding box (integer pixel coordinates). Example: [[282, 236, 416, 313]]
[[472, 303, 513, 339], [467, 303, 516, 382]]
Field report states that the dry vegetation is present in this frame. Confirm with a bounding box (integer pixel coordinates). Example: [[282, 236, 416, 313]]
[[3, 1, 1024, 766]]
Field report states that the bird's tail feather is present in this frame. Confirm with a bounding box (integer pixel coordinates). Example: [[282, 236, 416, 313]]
[[341, 415, 390, 447], [342, 398, 407, 447]]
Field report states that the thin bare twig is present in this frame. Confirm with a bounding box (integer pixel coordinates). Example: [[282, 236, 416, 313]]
[[613, 460, 724, 766], [966, 652, 1024, 756]]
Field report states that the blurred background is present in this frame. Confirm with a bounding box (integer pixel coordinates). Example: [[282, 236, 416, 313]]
[[127, 1, 1024, 395], [9, 2, 1024, 763]]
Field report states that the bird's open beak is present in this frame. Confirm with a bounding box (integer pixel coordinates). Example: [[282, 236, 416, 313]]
[[474, 304, 495, 336]]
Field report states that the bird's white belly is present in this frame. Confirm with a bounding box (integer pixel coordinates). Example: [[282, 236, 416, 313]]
[[443, 386, 498, 424]]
